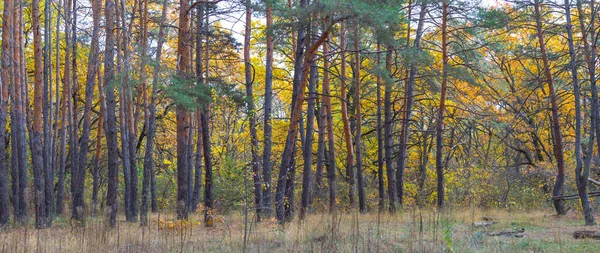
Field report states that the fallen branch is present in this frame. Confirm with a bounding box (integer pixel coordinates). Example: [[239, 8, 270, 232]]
[[551, 191, 600, 201], [588, 178, 600, 187], [487, 228, 525, 238], [574, 231, 600, 239]]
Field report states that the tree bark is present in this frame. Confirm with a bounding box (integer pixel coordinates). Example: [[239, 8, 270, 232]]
[[32, 0, 48, 227], [262, 3, 275, 218], [575, 0, 596, 225], [0, 0, 13, 228], [339, 21, 355, 206], [104, 0, 120, 227], [435, 0, 449, 209], [300, 16, 319, 220], [534, 0, 567, 215], [397, 1, 427, 207], [376, 42, 384, 211], [353, 24, 366, 213], [384, 46, 396, 213], [243, 1, 261, 222], [322, 37, 337, 214]]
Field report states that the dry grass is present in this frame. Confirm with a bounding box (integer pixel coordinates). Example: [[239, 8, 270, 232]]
[[1, 208, 599, 252]]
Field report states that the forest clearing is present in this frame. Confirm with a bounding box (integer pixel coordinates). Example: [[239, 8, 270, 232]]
[[4, 0, 600, 251]]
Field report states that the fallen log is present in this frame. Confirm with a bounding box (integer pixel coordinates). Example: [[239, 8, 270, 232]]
[[574, 231, 600, 239], [487, 228, 525, 238], [474, 221, 498, 227], [551, 191, 600, 201]]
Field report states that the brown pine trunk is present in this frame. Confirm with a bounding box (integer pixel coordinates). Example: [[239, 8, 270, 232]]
[[176, 0, 192, 220], [275, 19, 331, 223], [32, 0, 47, 227], [534, 0, 567, 215]]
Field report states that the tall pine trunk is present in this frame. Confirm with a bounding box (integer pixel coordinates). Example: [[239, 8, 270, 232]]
[[534, 0, 567, 215], [32, 0, 47, 227], [435, 0, 449, 209], [0, 0, 12, 228], [397, 1, 426, 207], [353, 24, 366, 212], [104, 0, 120, 227], [261, 4, 274, 217], [575, 0, 596, 225], [243, 1, 262, 222], [339, 22, 355, 206]]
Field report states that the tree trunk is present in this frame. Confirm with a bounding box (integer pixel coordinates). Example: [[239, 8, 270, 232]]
[[353, 24, 366, 213], [32, 0, 48, 227], [275, 3, 331, 223], [92, 69, 104, 217], [376, 42, 384, 211], [339, 21, 355, 206], [534, 0, 567, 215], [384, 46, 396, 213], [0, 0, 12, 228], [575, 0, 596, 225], [397, 1, 427, 207], [43, 0, 54, 224], [435, 0, 449, 209], [104, 0, 119, 227], [275, 0, 309, 222], [322, 37, 337, 214], [176, 0, 192, 220], [262, 3, 275, 218], [202, 4, 214, 226], [73, 0, 100, 224], [300, 16, 319, 220], [243, 1, 261, 222]]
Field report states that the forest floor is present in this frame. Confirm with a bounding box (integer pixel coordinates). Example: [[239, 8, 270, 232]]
[[0, 208, 599, 252]]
